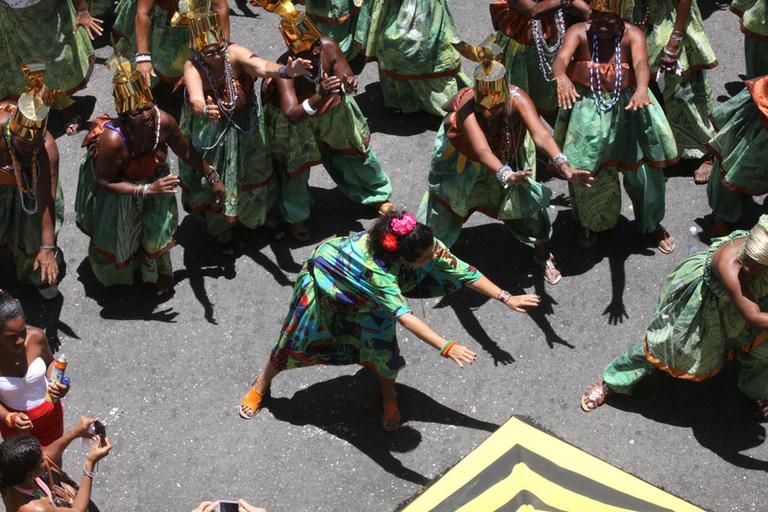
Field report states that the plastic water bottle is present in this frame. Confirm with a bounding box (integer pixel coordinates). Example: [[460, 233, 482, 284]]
[[45, 355, 67, 402], [688, 226, 703, 255]]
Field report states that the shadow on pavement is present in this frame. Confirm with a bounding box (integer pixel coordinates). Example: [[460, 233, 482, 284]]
[[355, 82, 442, 136], [76, 258, 180, 322], [607, 365, 768, 471], [698, 0, 732, 19], [263, 369, 499, 485]]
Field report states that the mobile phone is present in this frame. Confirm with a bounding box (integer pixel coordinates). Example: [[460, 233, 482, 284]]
[[93, 421, 106, 446], [216, 501, 239, 512]]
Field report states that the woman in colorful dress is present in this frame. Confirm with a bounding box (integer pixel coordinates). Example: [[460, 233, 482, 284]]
[[552, 0, 678, 252], [0, 0, 100, 100], [581, 216, 768, 419], [0, 291, 69, 448], [354, 0, 469, 116], [707, 75, 768, 238], [179, 6, 312, 253], [490, 0, 591, 121], [239, 210, 540, 430], [0, 66, 65, 299], [114, 0, 230, 87], [418, 45, 593, 285], [75, 53, 220, 292], [731, 0, 768, 78], [634, 0, 718, 184]]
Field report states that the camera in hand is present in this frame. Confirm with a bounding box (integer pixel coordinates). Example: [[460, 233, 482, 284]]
[[89, 421, 107, 447], [217, 502, 239, 512]]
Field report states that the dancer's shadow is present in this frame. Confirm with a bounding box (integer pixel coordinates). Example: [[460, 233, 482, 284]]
[[230, 0, 261, 17], [697, 0, 731, 18], [291, 186, 369, 246], [717, 81, 747, 103], [0, 255, 77, 352], [608, 364, 768, 471], [264, 369, 499, 485], [354, 82, 442, 136], [47, 96, 97, 139], [76, 259, 180, 322]]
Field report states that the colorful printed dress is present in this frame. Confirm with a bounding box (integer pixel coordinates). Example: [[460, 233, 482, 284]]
[[113, 0, 189, 83], [553, 61, 678, 234], [634, 0, 717, 159], [0, 125, 64, 287], [603, 231, 768, 401], [417, 87, 550, 248], [490, 0, 560, 116], [270, 232, 482, 379], [305, 0, 361, 59], [74, 116, 177, 286], [262, 63, 392, 225], [353, 0, 470, 116], [179, 71, 276, 236], [0, 0, 94, 99], [732, 0, 768, 78], [707, 76, 768, 224]]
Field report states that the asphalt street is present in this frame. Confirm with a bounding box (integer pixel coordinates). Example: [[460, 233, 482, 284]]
[[0, 1, 761, 511]]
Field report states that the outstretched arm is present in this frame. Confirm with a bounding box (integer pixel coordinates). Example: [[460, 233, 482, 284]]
[[512, 91, 592, 187], [230, 44, 312, 80], [507, 0, 561, 18], [626, 24, 654, 110], [33, 135, 59, 285], [553, 24, 582, 109], [465, 275, 541, 312], [397, 313, 477, 367]]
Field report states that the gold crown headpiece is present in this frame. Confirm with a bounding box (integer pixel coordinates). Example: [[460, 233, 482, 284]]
[[8, 63, 72, 142], [590, 0, 634, 19], [172, 0, 224, 51], [453, 35, 509, 109], [256, 0, 323, 54], [105, 50, 154, 114]]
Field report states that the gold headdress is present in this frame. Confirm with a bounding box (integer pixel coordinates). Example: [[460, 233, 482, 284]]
[[256, 0, 323, 54], [590, 0, 634, 19], [105, 50, 153, 114], [8, 64, 72, 142], [743, 215, 768, 267], [453, 35, 509, 109], [172, 0, 224, 52]]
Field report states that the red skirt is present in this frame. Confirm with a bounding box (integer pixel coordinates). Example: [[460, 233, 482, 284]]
[[0, 400, 64, 447]]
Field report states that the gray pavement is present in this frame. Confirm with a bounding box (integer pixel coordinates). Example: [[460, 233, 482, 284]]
[[1, 1, 763, 511]]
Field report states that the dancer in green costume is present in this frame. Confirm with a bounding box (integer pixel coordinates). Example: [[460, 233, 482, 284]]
[[114, 0, 229, 86], [552, 0, 678, 253], [418, 40, 593, 285], [0, 66, 66, 299], [180, 4, 313, 252], [354, 0, 470, 116], [301, 0, 361, 60], [581, 217, 768, 419], [732, 0, 768, 78], [707, 76, 768, 238], [634, 0, 718, 183], [260, 6, 392, 241], [0, 0, 101, 100], [489, 0, 591, 119], [75, 53, 220, 292]]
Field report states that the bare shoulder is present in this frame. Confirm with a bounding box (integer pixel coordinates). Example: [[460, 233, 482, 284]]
[[19, 500, 55, 512], [26, 326, 48, 350], [320, 36, 342, 54]]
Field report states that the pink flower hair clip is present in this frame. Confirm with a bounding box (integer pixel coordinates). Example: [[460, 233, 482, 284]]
[[390, 213, 417, 237]]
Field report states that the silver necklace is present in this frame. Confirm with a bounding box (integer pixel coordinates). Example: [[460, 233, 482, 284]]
[[531, 9, 565, 82], [589, 26, 624, 112]]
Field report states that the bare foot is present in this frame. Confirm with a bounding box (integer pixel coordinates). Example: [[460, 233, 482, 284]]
[[653, 225, 676, 254], [693, 159, 713, 184]]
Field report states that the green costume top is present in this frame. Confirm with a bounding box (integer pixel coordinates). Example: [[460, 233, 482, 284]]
[[644, 231, 768, 380], [732, 0, 768, 38], [707, 76, 768, 196], [113, 0, 190, 82], [635, 0, 717, 72], [305, 0, 360, 57], [0, 0, 94, 98]]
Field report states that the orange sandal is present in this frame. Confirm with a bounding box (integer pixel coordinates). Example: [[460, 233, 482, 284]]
[[381, 401, 401, 431], [239, 380, 264, 420]]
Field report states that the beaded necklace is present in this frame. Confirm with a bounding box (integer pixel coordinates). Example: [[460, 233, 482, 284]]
[[197, 46, 239, 116], [531, 9, 565, 82], [588, 26, 624, 112], [3, 121, 39, 215], [303, 52, 323, 90]]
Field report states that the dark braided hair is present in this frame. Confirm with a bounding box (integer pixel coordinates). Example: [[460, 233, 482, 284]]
[[367, 209, 434, 263], [0, 435, 41, 492]]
